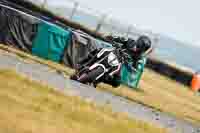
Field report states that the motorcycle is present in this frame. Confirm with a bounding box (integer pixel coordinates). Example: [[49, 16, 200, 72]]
[[70, 43, 130, 87]]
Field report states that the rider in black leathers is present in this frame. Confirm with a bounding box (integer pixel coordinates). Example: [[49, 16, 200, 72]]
[[75, 35, 152, 87], [105, 35, 152, 67], [104, 35, 152, 87]]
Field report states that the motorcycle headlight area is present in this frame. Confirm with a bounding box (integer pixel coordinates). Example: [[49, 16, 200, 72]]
[[108, 52, 120, 66]]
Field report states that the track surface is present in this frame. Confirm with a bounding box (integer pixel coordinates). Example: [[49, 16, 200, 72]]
[[0, 52, 199, 133]]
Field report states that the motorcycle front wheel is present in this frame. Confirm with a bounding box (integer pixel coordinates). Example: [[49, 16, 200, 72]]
[[78, 67, 104, 85]]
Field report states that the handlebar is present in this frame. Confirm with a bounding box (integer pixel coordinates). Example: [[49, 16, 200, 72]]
[[111, 41, 123, 48]]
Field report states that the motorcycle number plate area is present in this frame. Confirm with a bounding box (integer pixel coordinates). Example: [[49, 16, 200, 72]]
[[108, 52, 120, 66]]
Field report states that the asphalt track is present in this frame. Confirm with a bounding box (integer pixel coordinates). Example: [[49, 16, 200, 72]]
[[0, 51, 199, 133]]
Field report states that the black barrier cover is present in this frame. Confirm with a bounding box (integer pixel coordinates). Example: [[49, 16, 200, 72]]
[[0, 1, 39, 52]]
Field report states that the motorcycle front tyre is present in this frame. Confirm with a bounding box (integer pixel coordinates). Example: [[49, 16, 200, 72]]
[[104, 76, 121, 88], [78, 67, 104, 85]]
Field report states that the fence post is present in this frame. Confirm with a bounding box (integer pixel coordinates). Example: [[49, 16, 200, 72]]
[[41, 0, 47, 9], [95, 14, 107, 33], [126, 25, 132, 37], [70, 2, 79, 20]]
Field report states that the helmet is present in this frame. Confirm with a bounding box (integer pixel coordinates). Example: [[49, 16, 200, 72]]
[[135, 36, 152, 56]]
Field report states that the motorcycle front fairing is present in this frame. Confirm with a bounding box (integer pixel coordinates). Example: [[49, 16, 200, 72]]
[[75, 48, 110, 80], [89, 48, 121, 80], [88, 54, 110, 80], [73, 47, 122, 85]]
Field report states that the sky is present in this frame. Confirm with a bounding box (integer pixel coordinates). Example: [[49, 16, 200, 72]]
[[73, 0, 200, 46]]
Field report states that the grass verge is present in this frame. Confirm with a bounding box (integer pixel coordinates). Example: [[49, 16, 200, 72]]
[[0, 69, 167, 133], [0, 44, 199, 125], [98, 69, 200, 125]]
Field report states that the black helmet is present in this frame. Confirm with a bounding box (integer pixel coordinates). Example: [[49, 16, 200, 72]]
[[135, 35, 152, 56]]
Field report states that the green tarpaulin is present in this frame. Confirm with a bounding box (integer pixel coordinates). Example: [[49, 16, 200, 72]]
[[32, 22, 72, 62]]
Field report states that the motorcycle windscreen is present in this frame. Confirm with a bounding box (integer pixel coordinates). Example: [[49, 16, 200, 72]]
[[120, 58, 146, 88]]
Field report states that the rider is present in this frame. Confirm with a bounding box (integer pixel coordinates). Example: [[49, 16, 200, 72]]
[[105, 35, 152, 87], [106, 35, 152, 69], [75, 34, 152, 88]]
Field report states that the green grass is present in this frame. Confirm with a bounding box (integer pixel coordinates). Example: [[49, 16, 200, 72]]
[[0, 69, 167, 133]]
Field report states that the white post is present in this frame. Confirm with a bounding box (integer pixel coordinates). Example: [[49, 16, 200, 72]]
[[126, 25, 132, 37], [95, 14, 107, 33], [70, 2, 79, 20], [41, 0, 47, 9]]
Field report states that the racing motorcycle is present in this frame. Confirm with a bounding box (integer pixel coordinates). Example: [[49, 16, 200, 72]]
[[70, 43, 130, 87]]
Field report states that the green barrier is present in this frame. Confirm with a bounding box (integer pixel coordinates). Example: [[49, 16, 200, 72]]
[[32, 22, 72, 62]]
